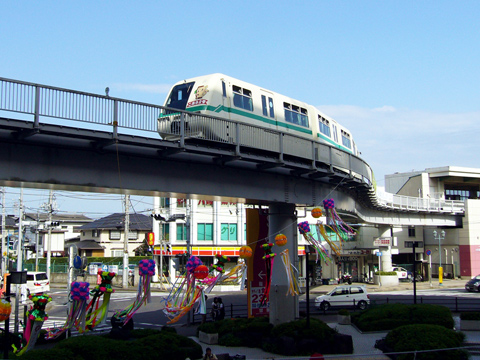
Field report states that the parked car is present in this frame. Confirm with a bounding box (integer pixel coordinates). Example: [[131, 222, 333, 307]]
[[392, 266, 412, 281], [315, 285, 370, 311], [26, 271, 50, 295], [465, 275, 480, 292]]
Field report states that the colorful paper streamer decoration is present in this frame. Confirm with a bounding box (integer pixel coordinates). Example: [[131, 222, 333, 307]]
[[0, 299, 11, 321], [45, 281, 90, 340], [311, 207, 323, 218], [259, 243, 275, 306], [113, 259, 156, 326], [13, 293, 52, 355], [280, 249, 300, 296]]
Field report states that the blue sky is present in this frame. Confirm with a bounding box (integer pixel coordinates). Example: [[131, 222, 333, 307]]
[[1, 1, 479, 217]]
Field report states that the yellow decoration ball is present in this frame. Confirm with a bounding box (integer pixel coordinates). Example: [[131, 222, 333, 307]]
[[0, 299, 12, 321], [311, 207, 323, 218], [275, 234, 288, 246], [239, 245, 253, 258]]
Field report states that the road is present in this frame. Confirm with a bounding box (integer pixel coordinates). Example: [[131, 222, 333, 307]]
[[16, 285, 479, 336]]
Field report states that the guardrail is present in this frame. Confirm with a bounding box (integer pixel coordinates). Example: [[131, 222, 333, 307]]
[[0, 77, 465, 214]]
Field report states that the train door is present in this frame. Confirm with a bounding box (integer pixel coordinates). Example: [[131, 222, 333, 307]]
[[332, 124, 339, 144], [260, 90, 276, 130], [221, 79, 231, 119]]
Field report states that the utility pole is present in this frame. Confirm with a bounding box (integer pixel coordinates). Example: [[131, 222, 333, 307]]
[[123, 195, 130, 289], [14, 189, 24, 334], [1, 188, 6, 276], [46, 190, 53, 281]]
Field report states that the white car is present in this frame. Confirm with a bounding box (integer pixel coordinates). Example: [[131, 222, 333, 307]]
[[315, 285, 370, 311], [26, 272, 50, 295], [392, 266, 412, 281]]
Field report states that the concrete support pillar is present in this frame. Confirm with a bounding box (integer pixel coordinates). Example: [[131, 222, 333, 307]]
[[378, 226, 393, 272], [268, 202, 298, 326]]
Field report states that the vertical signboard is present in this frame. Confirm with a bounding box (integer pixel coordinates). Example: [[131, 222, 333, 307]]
[[246, 208, 270, 317]]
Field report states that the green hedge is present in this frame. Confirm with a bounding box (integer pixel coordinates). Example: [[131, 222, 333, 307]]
[[460, 312, 480, 320], [374, 271, 398, 276], [19, 327, 202, 360], [351, 304, 454, 332], [384, 324, 467, 360]]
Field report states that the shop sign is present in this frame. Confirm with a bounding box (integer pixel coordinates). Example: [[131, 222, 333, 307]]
[[374, 237, 392, 246]]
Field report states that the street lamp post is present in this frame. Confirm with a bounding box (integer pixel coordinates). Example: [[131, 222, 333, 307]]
[[433, 230, 445, 286]]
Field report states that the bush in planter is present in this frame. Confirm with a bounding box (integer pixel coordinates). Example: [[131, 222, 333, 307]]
[[374, 271, 398, 276], [338, 309, 350, 316], [460, 312, 480, 321], [261, 318, 345, 356], [197, 321, 220, 335], [351, 303, 454, 332], [384, 324, 467, 360]]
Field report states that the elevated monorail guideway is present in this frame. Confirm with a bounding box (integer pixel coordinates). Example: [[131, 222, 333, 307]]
[[0, 76, 463, 227]]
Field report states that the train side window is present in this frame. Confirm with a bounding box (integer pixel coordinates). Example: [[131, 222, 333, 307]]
[[319, 116, 331, 137], [222, 81, 226, 97], [233, 85, 253, 112], [341, 130, 352, 149], [284, 102, 308, 127], [269, 97, 274, 118], [262, 95, 268, 116]]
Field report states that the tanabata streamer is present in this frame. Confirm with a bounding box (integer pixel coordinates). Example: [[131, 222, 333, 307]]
[[322, 198, 356, 242], [280, 249, 300, 296], [13, 294, 52, 355], [298, 221, 331, 263], [78, 270, 116, 333], [259, 243, 275, 306], [45, 282, 90, 340], [113, 259, 155, 326]]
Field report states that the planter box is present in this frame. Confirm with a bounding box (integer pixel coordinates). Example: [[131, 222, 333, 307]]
[[337, 314, 351, 325], [373, 275, 399, 287], [198, 330, 218, 344], [461, 320, 480, 331]]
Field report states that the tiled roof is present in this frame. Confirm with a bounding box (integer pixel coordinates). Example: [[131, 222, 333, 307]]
[[79, 213, 151, 231]]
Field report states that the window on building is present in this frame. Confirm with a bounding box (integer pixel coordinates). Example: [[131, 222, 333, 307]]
[[177, 223, 187, 241], [318, 116, 331, 137], [128, 230, 138, 240], [197, 223, 213, 240], [284, 102, 308, 127], [197, 200, 213, 207], [177, 198, 187, 208], [221, 223, 237, 241], [110, 230, 121, 240], [111, 250, 123, 257], [92, 229, 99, 237], [232, 85, 253, 111], [159, 197, 170, 208], [160, 223, 170, 241], [341, 130, 352, 149], [408, 227, 416, 237]]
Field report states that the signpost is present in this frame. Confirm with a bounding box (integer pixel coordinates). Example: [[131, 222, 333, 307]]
[[426, 249, 432, 287]]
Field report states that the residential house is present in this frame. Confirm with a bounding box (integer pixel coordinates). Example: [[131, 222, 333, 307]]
[[75, 213, 152, 257]]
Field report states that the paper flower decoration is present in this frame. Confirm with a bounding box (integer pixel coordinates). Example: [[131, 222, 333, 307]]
[[194, 265, 209, 279], [0, 299, 11, 321], [239, 245, 253, 258], [186, 256, 203, 274], [70, 281, 90, 301], [275, 234, 287, 246], [298, 221, 310, 234], [139, 259, 156, 276], [311, 207, 323, 218]]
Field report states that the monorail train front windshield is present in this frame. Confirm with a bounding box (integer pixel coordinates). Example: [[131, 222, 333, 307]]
[[165, 81, 195, 110]]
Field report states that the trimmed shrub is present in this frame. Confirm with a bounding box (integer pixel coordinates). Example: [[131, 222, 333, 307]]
[[338, 309, 350, 316], [460, 312, 480, 321], [20, 328, 202, 360], [375, 271, 398, 276], [352, 303, 454, 332], [262, 318, 347, 356], [384, 324, 467, 360]]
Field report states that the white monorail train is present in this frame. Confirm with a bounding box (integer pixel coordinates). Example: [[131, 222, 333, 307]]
[[158, 74, 359, 156]]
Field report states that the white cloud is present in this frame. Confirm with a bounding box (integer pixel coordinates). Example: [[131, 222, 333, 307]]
[[316, 105, 480, 185]]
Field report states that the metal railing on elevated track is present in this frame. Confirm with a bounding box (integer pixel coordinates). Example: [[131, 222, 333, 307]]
[[0, 77, 464, 214]]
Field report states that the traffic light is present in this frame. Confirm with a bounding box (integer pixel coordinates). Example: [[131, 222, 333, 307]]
[[166, 243, 171, 253], [172, 258, 180, 271], [151, 214, 166, 221], [146, 232, 155, 246]]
